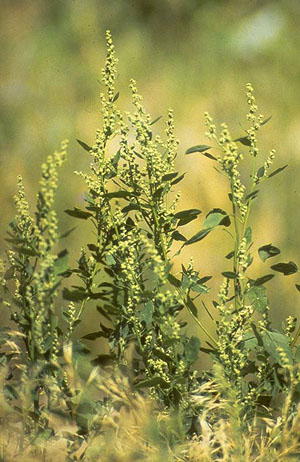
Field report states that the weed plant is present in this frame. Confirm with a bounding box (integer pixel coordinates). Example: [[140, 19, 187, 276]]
[[1, 31, 300, 461]]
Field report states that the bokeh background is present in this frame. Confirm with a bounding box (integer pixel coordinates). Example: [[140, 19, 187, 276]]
[[1, 0, 300, 343]]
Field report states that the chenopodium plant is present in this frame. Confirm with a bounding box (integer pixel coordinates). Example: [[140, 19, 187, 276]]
[[63, 31, 202, 410], [184, 84, 300, 419], [0, 141, 69, 432], [62, 32, 300, 419]]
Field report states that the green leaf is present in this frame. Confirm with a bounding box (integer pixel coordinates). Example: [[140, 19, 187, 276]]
[[121, 203, 140, 213], [63, 288, 88, 301], [268, 165, 288, 178], [202, 152, 217, 161], [203, 209, 230, 228], [106, 190, 131, 199], [162, 172, 179, 182], [258, 244, 281, 262], [242, 330, 259, 349], [185, 336, 201, 363], [77, 139, 92, 152], [112, 91, 119, 102], [105, 254, 116, 266], [271, 261, 298, 275], [175, 209, 201, 220], [172, 231, 187, 242], [18, 246, 38, 257], [245, 190, 259, 202], [295, 284, 300, 292], [234, 135, 251, 146], [139, 301, 153, 326], [185, 144, 212, 155], [186, 295, 198, 318], [54, 249, 69, 276], [65, 208, 93, 220], [60, 226, 77, 239], [198, 276, 212, 284], [225, 250, 234, 260], [252, 274, 275, 286], [245, 226, 252, 245], [262, 330, 293, 366], [82, 331, 105, 340], [191, 283, 210, 294], [248, 285, 268, 313], [150, 115, 163, 125], [257, 166, 265, 178], [260, 115, 272, 126], [72, 340, 91, 356], [222, 271, 236, 279], [111, 149, 121, 169], [181, 274, 191, 291], [153, 185, 168, 200], [185, 228, 211, 246], [152, 349, 172, 363], [168, 273, 181, 288], [171, 172, 186, 185], [175, 208, 201, 226], [87, 243, 98, 252]]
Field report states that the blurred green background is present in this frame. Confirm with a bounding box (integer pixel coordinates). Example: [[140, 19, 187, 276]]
[[1, 0, 300, 340]]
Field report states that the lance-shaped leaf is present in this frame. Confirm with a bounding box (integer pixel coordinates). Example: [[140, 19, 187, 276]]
[[185, 228, 211, 246], [150, 115, 162, 125], [65, 208, 93, 220], [271, 261, 298, 276], [185, 144, 212, 154], [172, 231, 187, 242], [245, 190, 259, 202], [268, 165, 288, 178], [260, 115, 272, 126], [222, 271, 237, 279], [171, 172, 186, 185], [106, 190, 131, 199], [258, 244, 281, 262], [251, 274, 275, 286], [112, 91, 119, 102], [77, 139, 92, 152], [168, 273, 181, 288], [186, 295, 198, 318], [162, 172, 180, 182]]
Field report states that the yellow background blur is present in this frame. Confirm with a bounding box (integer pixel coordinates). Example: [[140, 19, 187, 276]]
[[1, 0, 300, 340]]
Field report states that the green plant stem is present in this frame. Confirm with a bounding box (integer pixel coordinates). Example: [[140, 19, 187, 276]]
[[230, 178, 240, 311], [240, 152, 257, 304], [182, 294, 218, 347]]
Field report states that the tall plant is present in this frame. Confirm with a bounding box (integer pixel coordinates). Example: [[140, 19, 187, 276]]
[[1, 31, 300, 458]]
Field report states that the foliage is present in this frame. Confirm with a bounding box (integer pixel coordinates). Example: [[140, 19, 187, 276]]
[[1, 31, 300, 461]]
